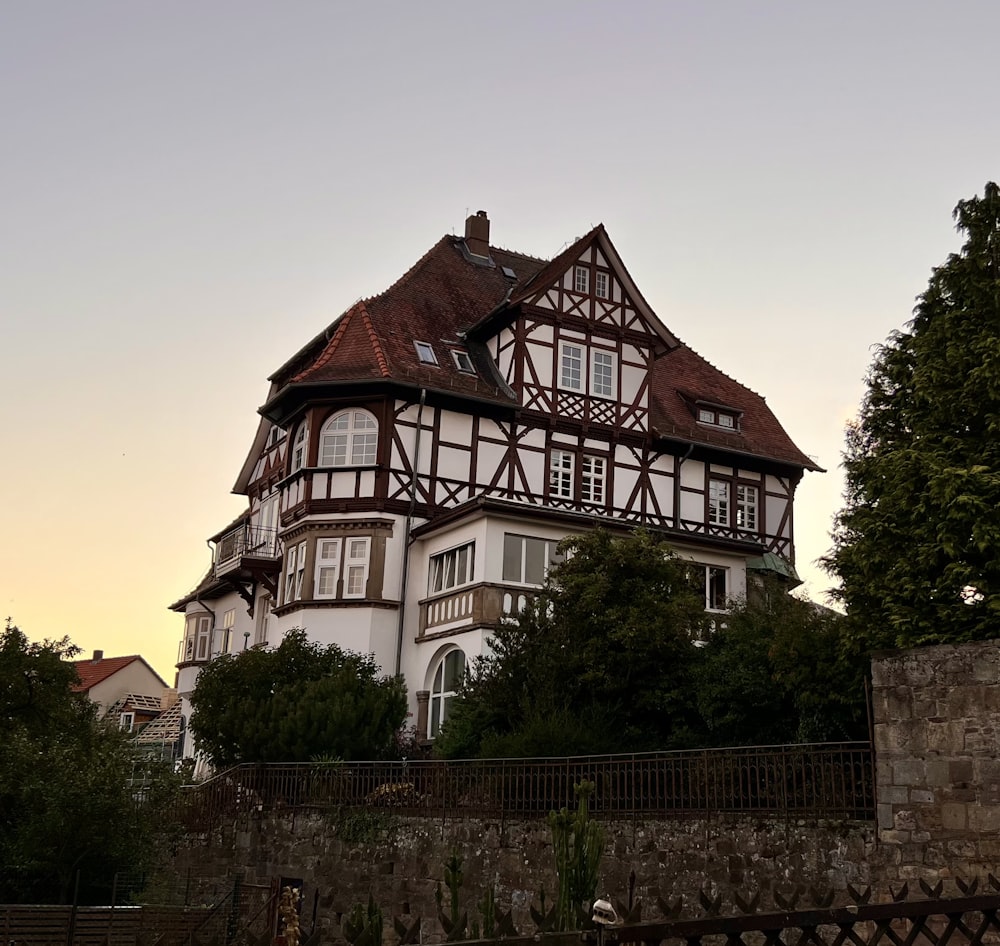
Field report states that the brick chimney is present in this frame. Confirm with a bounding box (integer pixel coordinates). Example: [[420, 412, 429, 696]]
[[464, 210, 490, 259]]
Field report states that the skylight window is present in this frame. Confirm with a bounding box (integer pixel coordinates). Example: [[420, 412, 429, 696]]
[[502, 266, 517, 280], [452, 350, 475, 373], [415, 341, 438, 365]]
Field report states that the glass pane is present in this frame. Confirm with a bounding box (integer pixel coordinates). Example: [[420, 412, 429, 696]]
[[502, 534, 522, 582], [444, 651, 465, 690], [443, 552, 455, 589], [457, 545, 468, 584], [431, 557, 443, 593], [430, 698, 441, 737], [318, 567, 336, 595], [708, 567, 727, 610], [524, 538, 545, 585]]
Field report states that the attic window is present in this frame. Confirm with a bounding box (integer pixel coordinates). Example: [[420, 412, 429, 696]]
[[595, 271, 608, 299], [697, 406, 739, 430], [502, 266, 517, 280], [451, 350, 475, 373], [414, 341, 438, 365], [574, 265, 589, 294]]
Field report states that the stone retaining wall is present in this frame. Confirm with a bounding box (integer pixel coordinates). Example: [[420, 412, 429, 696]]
[[172, 812, 873, 941], [871, 638, 1000, 882]]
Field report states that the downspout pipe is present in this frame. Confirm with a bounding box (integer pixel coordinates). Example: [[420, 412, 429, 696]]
[[394, 388, 427, 677], [673, 442, 695, 530]]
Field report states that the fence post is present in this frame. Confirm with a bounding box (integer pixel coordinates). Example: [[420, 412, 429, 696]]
[[109, 872, 118, 942], [227, 872, 243, 944], [66, 869, 80, 946]]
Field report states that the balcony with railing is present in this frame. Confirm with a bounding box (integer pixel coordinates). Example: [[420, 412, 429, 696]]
[[419, 583, 538, 636], [214, 525, 280, 578]]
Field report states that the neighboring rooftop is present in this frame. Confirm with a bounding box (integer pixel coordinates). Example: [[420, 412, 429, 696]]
[[70, 651, 168, 693]]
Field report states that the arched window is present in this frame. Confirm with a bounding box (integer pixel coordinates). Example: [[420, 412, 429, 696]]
[[290, 423, 308, 473], [429, 649, 465, 738], [319, 410, 378, 467]]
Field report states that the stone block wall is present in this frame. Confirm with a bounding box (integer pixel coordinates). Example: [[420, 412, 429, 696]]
[[171, 813, 873, 942], [871, 638, 1000, 882]]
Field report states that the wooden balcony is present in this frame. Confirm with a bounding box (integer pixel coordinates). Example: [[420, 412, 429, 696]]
[[418, 583, 538, 636]]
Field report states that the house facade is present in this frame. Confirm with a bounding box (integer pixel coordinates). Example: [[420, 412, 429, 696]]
[[70, 650, 170, 732], [170, 212, 820, 760]]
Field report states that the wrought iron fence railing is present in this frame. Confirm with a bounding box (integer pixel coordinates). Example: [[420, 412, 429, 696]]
[[177, 742, 874, 831]]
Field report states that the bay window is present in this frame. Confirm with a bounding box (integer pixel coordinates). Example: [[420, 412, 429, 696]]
[[429, 542, 475, 595], [502, 534, 564, 585]]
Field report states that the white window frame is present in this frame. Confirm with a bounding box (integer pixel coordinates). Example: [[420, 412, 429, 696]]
[[736, 484, 758, 531], [255, 595, 271, 645], [697, 405, 739, 430], [414, 341, 438, 365], [502, 534, 564, 586], [255, 494, 279, 551], [708, 479, 730, 527], [314, 538, 342, 598], [574, 265, 589, 294], [549, 450, 574, 500], [195, 615, 211, 662], [319, 410, 378, 467], [559, 342, 584, 391], [429, 649, 466, 738], [284, 541, 307, 604], [451, 350, 475, 373], [343, 537, 371, 599], [428, 541, 475, 595], [689, 563, 729, 613], [590, 350, 615, 398], [290, 423, 308, 472], [119, 712, 135, 733], [595, 271, 608, 299], [220, 608, 235, 656], [581, 455, 606, 505]]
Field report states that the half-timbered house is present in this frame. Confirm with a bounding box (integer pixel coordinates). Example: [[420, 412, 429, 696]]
[[170, 211, 820, 760]]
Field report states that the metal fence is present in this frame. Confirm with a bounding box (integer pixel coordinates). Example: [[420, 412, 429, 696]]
[[178, 742, 874, 831]]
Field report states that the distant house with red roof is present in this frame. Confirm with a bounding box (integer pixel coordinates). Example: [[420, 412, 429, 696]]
[[71, 650, 170, 733], [170, 212, 821, 760]]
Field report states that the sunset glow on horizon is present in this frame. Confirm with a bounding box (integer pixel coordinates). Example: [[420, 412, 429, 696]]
[[3, 1, 998, 681]]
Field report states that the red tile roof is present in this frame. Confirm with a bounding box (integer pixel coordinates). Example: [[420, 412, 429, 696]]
[[266, 226, 819, 471], [70, 655, 168, 693], [71, 655, 142, 692]]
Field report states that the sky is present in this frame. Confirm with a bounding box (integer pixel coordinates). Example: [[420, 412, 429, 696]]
[[3, 1, 998, 683]]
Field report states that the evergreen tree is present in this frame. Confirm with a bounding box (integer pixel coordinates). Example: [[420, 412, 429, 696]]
[[189, 630, 407, 766], [826, 182, 1000, 649]]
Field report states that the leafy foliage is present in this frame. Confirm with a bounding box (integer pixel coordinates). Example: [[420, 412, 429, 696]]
[[0, 621, 181, 904], [695, 579, 868, 745], [825, 182, 1000, 649], [435, 529, 709, 757], [189, 630, 407, 767]]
